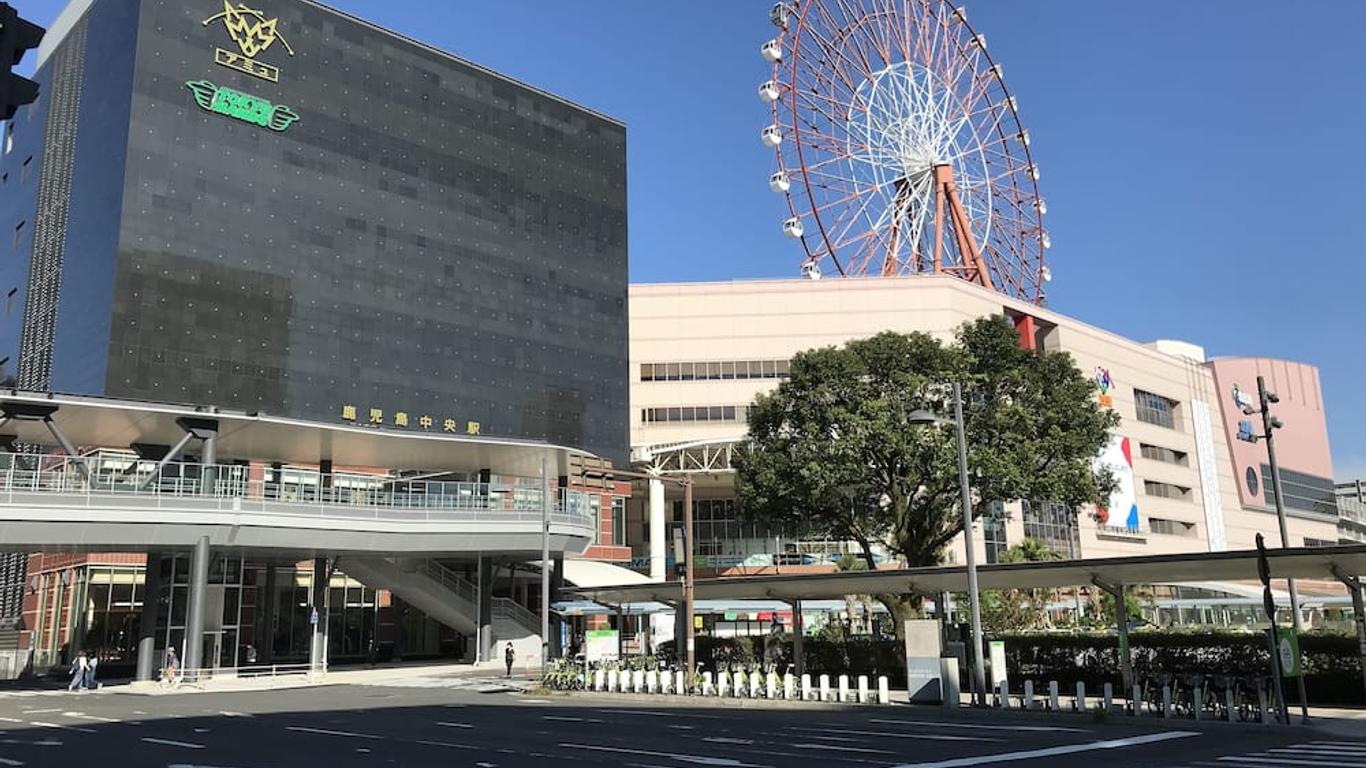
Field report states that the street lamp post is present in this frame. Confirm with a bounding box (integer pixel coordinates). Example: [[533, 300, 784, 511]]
[[910, 381, 986, 707]]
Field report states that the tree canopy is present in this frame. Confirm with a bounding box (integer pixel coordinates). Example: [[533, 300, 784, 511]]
[[734, 317, 1118, 620]]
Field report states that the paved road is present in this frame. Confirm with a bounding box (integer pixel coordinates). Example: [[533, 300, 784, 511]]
[[0, 682, 1350, 767]]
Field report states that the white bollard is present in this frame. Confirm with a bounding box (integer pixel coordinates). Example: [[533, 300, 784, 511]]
[[1193, 684, 1202, 721], [819, 674, 831, 702], [1226, 686, 1236, 723], [767, 672, 778, 700], [999, 681, 1011, 710], [717, 672, 728, 697], [1257, 684, 1269, 723], [1131, 684, 1142, 716], [608, 669, 619, 692], [858, 675, 870, 704], [784, 673, 796, 700], [1048, 680, 1059, 712], [594, 669, 605, 691], [633, 669, 644, 693], [702, 671, 713, 696], [878, 676, 890, 705], [802, 673, 813, 701], [1076, 681, 1087, 712], [838, 675, 850, 703], [1103, 682, 1113, 713], [1161, 684, 1171, 718], [750, 672, 762, 699], [1023, 680, 1035, 710], [659, 670, 671, 695], [646, 670, 658, 693], [677, 670, 687, 696], [734, 671, 746, 698]]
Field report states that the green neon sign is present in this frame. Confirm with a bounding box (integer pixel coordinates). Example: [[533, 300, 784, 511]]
[[186, 80, 299, 132]]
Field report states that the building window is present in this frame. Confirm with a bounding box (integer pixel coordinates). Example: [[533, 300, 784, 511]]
[[19, 156, 31, 183], [1263, 465, 1338, 518], [611, 496, 626, 547], [1143, 480, 1191, 501], [1149, 517, 1197, 537], [982, 501, 1008, 564], [1022, 500, 1079, 557], [1139, 443, 1188, 467], [1304, 537, 1336, 548], [641, 405, 747, 424], [11, 221, 23, 249], [640, 360, 792, 382], [1133, 389, 1178, 429], [4, 289, 15, 318], [589, 494, 601, 544]]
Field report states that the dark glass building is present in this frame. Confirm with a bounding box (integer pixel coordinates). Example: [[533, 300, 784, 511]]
[[0, 0, 629, 462]]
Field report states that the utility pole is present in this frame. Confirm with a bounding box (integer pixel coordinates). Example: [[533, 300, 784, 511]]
[[682, 478, 695, 680], [1237, 375, 1309, 722], [540, 455, 551, 671]]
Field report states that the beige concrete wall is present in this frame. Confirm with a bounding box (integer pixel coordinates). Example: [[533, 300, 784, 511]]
[[628, 274, 1337, 562]]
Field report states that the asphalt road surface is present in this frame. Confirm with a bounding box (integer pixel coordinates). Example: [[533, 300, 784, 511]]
[[0, 681, 1353, 767]]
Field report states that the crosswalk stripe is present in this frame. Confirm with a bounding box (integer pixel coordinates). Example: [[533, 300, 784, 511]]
[[1217, 756, 1366, 767]]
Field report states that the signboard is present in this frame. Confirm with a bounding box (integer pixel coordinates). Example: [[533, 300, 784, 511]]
[[988, 640, 1007, 689], [1278, 630, 1302, 677], [903, 619, 943, 704], [584, 629, 618, 663], [1095, 436, 1140, 530]]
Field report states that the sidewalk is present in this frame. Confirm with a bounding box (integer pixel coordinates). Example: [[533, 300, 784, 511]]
[[114, 660, 538, 696]]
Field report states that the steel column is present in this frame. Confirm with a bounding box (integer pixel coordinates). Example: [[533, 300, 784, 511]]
[[310, 557, 327, 673], [135, 552, 165, 681], [183, 537, 210, 672]]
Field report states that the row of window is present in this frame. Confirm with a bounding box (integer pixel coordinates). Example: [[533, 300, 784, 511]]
[[1144, 480, 1191, 500], [1139, 443, 1188, 467], [640, 360, 790, 382], [1262, 464, 1338, 518], [640, 405, 750, 424], [1148, 517, 1198, 537], [1133, 388, 1179, 429]]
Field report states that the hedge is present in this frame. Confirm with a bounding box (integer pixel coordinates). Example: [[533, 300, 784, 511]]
[[658, 631, 1366, 705]]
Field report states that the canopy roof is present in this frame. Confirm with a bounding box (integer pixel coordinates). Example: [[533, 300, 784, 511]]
[[567, 545, 1366, 605], [0, 390, 582, 476]]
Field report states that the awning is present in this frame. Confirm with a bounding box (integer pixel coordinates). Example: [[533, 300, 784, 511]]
[[567, 544, 1366, 606], [560, 558, 655, 589]]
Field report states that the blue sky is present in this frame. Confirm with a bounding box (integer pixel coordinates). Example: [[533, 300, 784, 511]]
[[16, 1, 1366, 479]]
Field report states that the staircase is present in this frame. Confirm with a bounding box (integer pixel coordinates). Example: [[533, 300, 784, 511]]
[[340, 557, 540, 663]]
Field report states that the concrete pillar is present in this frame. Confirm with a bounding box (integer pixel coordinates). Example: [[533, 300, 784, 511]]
[[310, 557, 327, 673], [135, 553, 165, 681], [67, 568, 89, 659], [550, 553, 564, 658], [477, 557, 493, 663], [648, 479, 670, 650], [201, 434, 217, 496], [184, 537, 210, 672], [259, 565, 278, 664]]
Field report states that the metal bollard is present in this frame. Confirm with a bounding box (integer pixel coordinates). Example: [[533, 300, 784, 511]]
[[659, 670, 671, 695], [1131, 684, 1142, 716], [838, 675, 850, 703], [594, 669, 605, 691], [734, 671, 746, 698], [701, 671, 713, 696], [1076, 681, 1087, 712], [646, 670, 658, 694], [767, 672, 778, 700], [858, 675, 869, 704], [750, 671, 761, 699], [801, 673, 812, 701], [608, 669, 618, 692], [634, 670, 645, 693], [1048, 680, 1059, 712], [1161, 684, 1171, 718], [717, 673, 728, 697], [784, 673, 795, 700], [820, 674, 831, 702], [1024, 680, 1035, 710], [999, 681, 1010, 710], [1103, 682, 1113, 714], [878, 676, 890, 705], [1193, 684, 1202, 721]]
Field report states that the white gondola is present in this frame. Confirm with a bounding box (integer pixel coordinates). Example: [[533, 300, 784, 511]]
[[1004, 95, 1017, 112], [990, 63, 1003, 80], [1016, 129, 1030, 146], [1028, 164, 1041, 181], [1041, 231, 1052, 249], [800, 259, 822, 280], [770, 3, 788, 28], [1041, 265, 1053, 283], [761, 124, 783, 148], [783, 217, 804, 238], [972, 33, 986, 50], [769, 171, 790, 193], [954, 5, 967, 20], [758, 80, 780, 102], [1035, 198, 1047, 215], [761, 39, 783, 63]]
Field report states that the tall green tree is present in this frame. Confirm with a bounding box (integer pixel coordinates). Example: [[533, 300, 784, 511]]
[[979, 538, 1061, 632], [733, 317, 1118, 628]]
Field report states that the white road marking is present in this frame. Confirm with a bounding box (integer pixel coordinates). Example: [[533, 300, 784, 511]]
[[415, 739, 477, 750], [193, 728, 210, 733], [798, 728, 995, 743], [62, 712, 120, 723], [1271, 746, 1366, 756], [218, 711, 253, 718], [891, 731, 1199, 768], [561, 743, 769, 767], [544, 716, 604, 724], [669, 725, 696, 730], [702, 737, 754, 745], [436, 721, 475, 728], [792, 743, 895, 755], [0, 757, 22, 766], [0, 740, 58, 747], [141, 737, 205, 749], [868, 718, 1088, 733], [1218, 758, 1366, 767], [18, 710, 56, 715], [0, 718, 20, 724], [596, 709, 724, 720], [286, 726, 383, 740], [28, 721, 94, 733]]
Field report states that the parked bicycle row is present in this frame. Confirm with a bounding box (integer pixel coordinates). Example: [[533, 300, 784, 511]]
[[541, 659, 892, 703], [999, 673, 1287, 723]]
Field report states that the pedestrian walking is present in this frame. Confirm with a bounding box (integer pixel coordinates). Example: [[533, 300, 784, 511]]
[[504, 641, 515, 678], [162, 645, 179, 685], [67, 650, 88, 692], [84, 654, 98, 690]]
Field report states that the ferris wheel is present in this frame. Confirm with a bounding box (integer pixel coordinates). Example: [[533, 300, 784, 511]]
[[759, 1, 1050, 303]]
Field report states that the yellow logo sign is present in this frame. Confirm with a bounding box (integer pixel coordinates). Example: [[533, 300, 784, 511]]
[[202, 2, 294, 83]]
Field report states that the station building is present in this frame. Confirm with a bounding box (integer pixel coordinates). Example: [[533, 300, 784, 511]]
[[623, 275, 1340, 590], [0, 0, 631, 676]]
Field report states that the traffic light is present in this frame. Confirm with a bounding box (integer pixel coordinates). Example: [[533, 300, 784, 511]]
[[1, 3, 45, 121], [1256, 532, 1276, 622]]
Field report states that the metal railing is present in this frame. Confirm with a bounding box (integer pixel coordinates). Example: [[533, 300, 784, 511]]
[[0, 453, 594, 528], [418, 559, 479, 605], [493, 597, 539, 632]]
